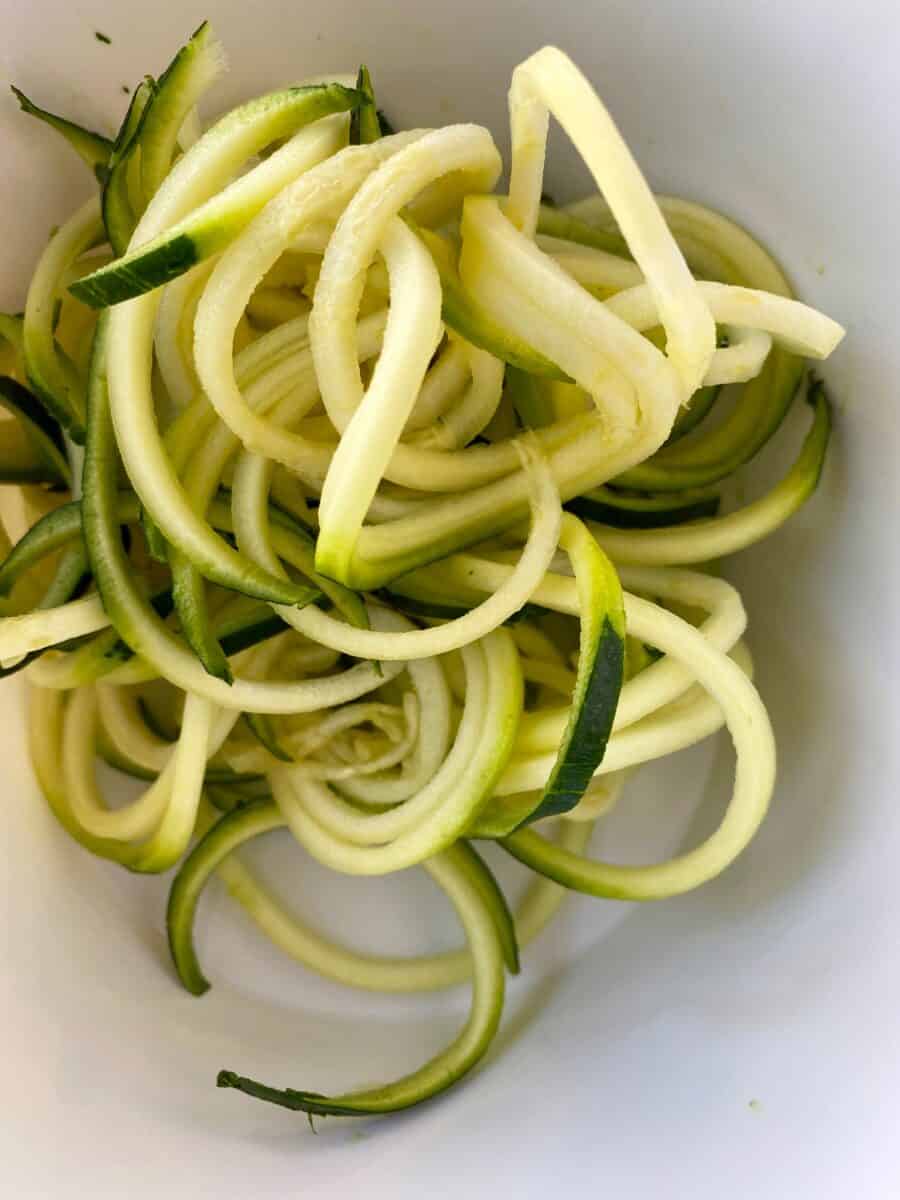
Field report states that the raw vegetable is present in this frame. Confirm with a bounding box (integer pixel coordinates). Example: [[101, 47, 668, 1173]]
[[11, 87, 112, 177], [1, 29, 844, 1126]]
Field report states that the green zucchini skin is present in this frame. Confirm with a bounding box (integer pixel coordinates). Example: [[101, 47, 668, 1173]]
[[217, 612, 288, 657], [81, 235, 197, 306], [73, 83, 360, 308], [0, 499, 87, 596], [98, 589, 176, 666], [168, 806, 516, 990], [468, 792, 539, 840], [167, 800, 284, 995], [461, 841, 520, 975], [22, 198, 102, 445], [536, 204, 630, 258], [0, 491, 332, 644], [96, 736, 158, 783], [617, 353, 806, 492], [170, 550, 233, 683], [140, 505, 170, 563], [586, 378, 833, 565], [101, 24, 225, 255], [566, 485, 720, 529], [379, 593, 471, 622], [137, 22, 225, 202], [381, 590, 543, 628], [91, 332, 316, 608], [330, 361, 803, 590], [0, 543, 89, 678], [375, 109, 395, 136], [160, 483, 363, 687], [664, 384, 720, 445], [102, 78, 157, 256], [82, 317, 299, 668], [206, 780, 271, 812], [539, 204, 804, 493], [525, 613, 623, 822], [412, 224, 569, 380], [169, 805, 514, 1117], [259, 500, 367, 627], [214, 840, 510, 1117], [10, 86, 113, 175], [463, 521, 624, 836], [349, 65, 382, 146], [64, 578, 291, 679], [802, 378, 831, 490], [0, 376, 71, 486], [242, 712, 293, 762]]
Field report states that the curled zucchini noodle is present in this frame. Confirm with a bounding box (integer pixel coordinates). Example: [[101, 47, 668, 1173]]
[[2, 30, 844, 1120]]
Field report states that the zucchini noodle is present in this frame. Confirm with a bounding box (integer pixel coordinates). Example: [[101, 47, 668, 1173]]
[[506, 46, 715, 397], [2, 31, 843, 1123], [23, 195, 104, 439]]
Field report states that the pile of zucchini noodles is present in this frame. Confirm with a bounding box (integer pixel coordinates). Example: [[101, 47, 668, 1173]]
[[1, 25, 844, 1119]]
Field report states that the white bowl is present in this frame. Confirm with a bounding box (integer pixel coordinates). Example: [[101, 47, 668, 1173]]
[[3, 2, 897, 1196]]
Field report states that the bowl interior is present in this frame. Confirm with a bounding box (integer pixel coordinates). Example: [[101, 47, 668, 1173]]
[[3, 2, 898, 1196]]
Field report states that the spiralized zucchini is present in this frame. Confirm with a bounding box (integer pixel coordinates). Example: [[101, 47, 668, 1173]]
[[2, 29, 843, 1123]]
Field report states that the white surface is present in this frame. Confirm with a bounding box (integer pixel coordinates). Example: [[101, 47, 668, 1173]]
[[2, 2, 899, 1197]]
